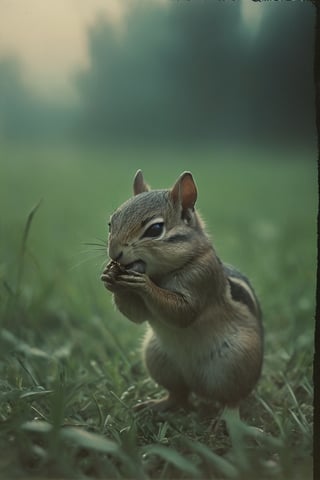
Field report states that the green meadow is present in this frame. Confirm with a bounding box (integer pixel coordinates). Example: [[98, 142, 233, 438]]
[[0, 144, 316, 479]]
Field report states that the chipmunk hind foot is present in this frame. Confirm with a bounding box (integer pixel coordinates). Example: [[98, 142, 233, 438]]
[[133, 391, 191, 413]]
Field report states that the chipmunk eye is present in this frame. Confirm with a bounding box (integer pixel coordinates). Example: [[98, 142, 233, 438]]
[[142, 222, 164, 239]]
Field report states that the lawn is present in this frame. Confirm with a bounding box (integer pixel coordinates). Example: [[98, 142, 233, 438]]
[[0, 144, 316, 479]]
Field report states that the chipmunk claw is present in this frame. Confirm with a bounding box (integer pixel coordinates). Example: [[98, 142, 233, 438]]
[[133, 393, 190, 413], [116, 272, 148, 290], [101, 273, 117, 292]]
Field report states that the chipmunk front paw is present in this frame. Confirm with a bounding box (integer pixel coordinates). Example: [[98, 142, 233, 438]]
[[115, 270, 149, 291], [101, 261, 149, 293], [101, 261, 125, 292]]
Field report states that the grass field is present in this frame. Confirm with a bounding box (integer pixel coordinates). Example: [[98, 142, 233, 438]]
[[0, 144, 316, 479]]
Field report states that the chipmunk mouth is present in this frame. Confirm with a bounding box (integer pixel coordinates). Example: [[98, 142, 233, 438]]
[[125, 260, 146, 273]]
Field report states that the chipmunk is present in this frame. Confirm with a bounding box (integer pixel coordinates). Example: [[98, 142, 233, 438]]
[[101, 170, 263, 415]]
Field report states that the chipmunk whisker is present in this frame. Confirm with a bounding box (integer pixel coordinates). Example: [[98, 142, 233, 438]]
[[70, 253, 106, 271], [82, 237, 107, 248], [83, 242, 106, 247]]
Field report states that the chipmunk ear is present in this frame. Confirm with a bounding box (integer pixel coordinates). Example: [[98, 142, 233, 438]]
[[133, 170, 150, 195], [170, 171, 197, 212]]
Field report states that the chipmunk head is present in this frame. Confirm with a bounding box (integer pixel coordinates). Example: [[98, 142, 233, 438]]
[[108, 170, 209, 277]]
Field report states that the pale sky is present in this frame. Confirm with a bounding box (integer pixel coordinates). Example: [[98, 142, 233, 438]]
[[0, 0, 262, 100], [0, 0, 129, 99]]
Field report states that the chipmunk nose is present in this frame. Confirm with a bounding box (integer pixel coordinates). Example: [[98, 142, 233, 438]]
[[114, 251, 123, 262], [108, 243, 123, 262]]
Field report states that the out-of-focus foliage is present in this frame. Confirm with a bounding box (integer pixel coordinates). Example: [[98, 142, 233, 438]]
[[74, 1, 316, 147], [75, 2, 249, 145], [249, 3, 315, 146], [0, 1, 316, 149], [0, 58, 74, 144]]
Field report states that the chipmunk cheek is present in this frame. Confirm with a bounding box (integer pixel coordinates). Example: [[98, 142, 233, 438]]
[[125, 260, 146, 273]]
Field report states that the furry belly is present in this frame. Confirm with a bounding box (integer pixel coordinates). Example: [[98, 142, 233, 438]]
[[145, 321, 262, 406], [162, 334, 260, 405]]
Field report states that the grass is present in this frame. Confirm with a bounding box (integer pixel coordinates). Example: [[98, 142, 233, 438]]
[[0, 143, 316, 479]]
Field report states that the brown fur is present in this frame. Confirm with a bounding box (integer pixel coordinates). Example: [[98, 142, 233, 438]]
[[101, 171, 263, 410]]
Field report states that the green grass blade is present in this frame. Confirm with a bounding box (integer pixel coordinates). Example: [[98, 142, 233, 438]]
[[61, 427, 119, 454], [184, 438, 238, 479], [16, 198, 42, 295], [143, 444, 200, 477]]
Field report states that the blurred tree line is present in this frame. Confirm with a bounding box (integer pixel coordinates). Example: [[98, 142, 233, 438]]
[[0, 1, 315, 149], [0, 59, 74, 144]]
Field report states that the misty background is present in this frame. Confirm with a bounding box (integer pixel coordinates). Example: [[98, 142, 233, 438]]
[[0, 1, 316, 151]]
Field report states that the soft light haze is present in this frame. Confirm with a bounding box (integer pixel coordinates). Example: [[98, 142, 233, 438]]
[[0, 0, 262, 99], [0, 0, 127, 98]]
